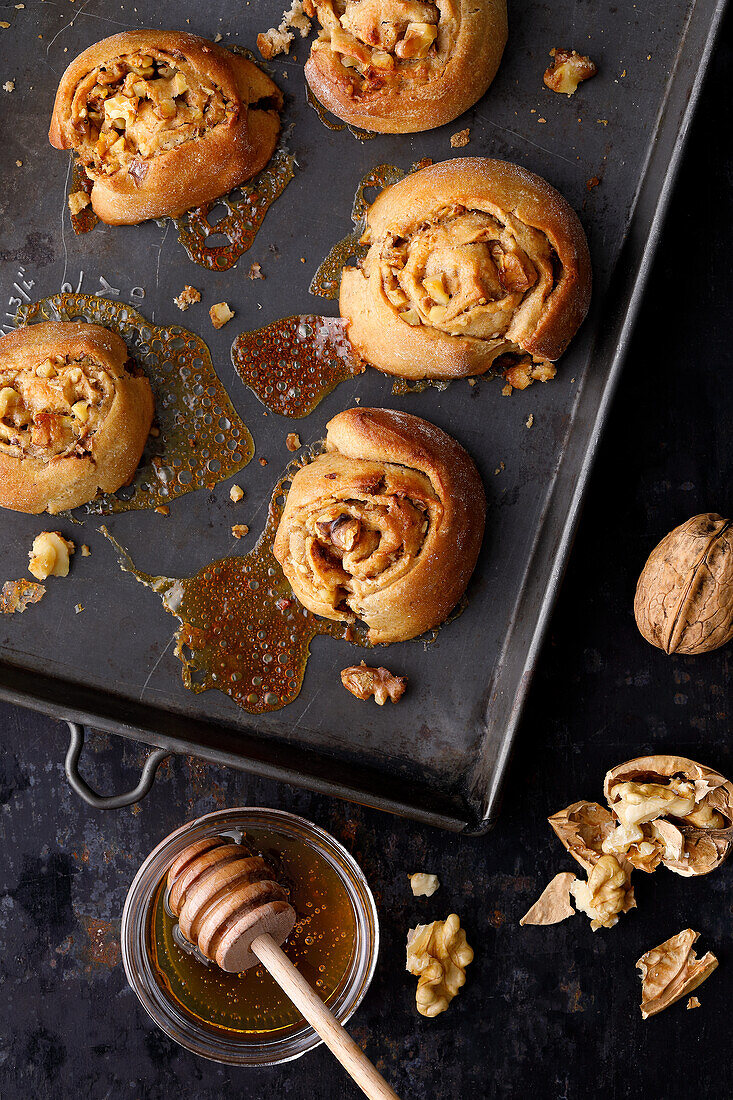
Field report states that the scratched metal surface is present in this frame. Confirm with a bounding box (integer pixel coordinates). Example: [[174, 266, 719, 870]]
[[0, 0, 724, 830]]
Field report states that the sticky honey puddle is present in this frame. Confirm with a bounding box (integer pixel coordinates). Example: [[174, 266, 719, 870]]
[[101, 455, 369, 715]]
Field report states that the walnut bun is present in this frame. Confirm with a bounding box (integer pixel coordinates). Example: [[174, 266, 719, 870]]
[[49, 30, 283, 224], [340, 158, 592, 385], [0, 322, 153, 514], [273, 407, 485, 644], [303, 0, 508, 134]]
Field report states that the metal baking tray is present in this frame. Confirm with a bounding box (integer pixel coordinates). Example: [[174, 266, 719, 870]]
[[0, 0, 726, 832]]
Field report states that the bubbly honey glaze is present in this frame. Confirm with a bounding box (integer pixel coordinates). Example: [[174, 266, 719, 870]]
[[149, 826, 357, 1034], [305, 85, 376, 141], [229, 164, 418, 419], [101, 450, 369, 715], [17, 293, 253, 514], [174, 146, 294, 271], [231, 314, 364, 419]]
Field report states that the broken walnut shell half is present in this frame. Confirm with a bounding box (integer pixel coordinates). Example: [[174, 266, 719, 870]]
[[634, 513, 733, 655], [166, 835, 296, 972], [636, 928, 718, 1019], [604, 755, 733, 876], [547, 800, 617, 873]]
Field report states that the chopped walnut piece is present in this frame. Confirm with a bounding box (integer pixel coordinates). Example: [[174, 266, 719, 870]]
[[258, 0, 312, 59], [406, 915, 473, 1017], [569, 853, 635, 930], [68, 191, 91, 216], [1, 578, 46, 614], [341, 661, 407, 705], [3, 80, 14, 93], [81, 544, 91, 557], [28, 532, 75, 580], [503, 359, 557, 391], [544, 48, 597, 96], [520, 872, 576, 926], [637, 929, 718, 1019], [408, 872, 440, 898], [248, 262, 265, 280], [286, 432, 301, 452], [687, 996, 701, 1010], [173, 285, 201, 311], [231, 524, 249, 539], [209, 302, 234, 329], [450, 128, 470, 148], [229, 484, 244, 503]]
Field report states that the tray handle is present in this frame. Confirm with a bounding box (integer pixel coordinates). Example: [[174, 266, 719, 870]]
[[64, 722, 171, 809]]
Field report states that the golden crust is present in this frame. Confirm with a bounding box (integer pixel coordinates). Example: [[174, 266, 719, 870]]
[[273, 407, 485, 643], [304, 0, 507, 133], [340, 157, 592, 380], [49, 30, 282, 225], [0, 322, 153, 514]]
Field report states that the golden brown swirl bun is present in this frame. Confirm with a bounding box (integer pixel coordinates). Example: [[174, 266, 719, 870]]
[[303, 0, 507, 133], [340, 157, 592, 383], [0, 322, 154, 514], [273, 407, 485, 643], [49, 30, 282, 224]]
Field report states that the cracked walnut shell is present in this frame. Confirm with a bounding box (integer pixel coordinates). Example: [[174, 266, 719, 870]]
[[604, 755, 733, 876], [634, 513, 733, 655], [406, 914, 473, 1017], [637, 928, 718, 1019]]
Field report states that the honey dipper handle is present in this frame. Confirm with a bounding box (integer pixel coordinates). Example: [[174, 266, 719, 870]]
[[251, 933, 401, 1100]]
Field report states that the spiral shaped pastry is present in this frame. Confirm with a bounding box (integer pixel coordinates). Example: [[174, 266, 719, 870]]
[[304, 0, 507, 133], [49, 30, 283, 224], [273, 407, 485, 643], [340, 157, 592, 383], [0, 322, 154, 514]]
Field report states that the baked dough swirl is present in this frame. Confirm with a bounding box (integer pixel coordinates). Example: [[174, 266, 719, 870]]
[[0, 322, 154, 514], [340, 157, 592, 383], [273, 407, 485, 643], [49, 30, 283, 224], [304, 0, 507, 133]]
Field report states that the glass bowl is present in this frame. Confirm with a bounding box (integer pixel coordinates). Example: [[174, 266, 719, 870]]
[[121, 807, 379, 1065]]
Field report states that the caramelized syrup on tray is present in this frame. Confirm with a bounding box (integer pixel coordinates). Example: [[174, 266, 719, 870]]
[[231, 314, 364, 418], [149, 827, 356, 1034], [102, 452, 368, 716], [18, 294, 254, 514]]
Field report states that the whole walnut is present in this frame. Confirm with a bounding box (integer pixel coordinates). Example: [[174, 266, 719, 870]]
[[634, 513, 733, 655]]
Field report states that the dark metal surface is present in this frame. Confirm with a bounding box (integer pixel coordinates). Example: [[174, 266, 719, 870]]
[[0, 0, 725, 831], [1, 11, 732, 1096]]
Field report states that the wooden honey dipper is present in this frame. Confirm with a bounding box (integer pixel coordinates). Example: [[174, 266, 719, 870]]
[[167, 837, 400, 1100]]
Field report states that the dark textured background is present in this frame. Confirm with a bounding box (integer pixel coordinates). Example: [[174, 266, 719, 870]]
[[1, 4, 732, 1099]]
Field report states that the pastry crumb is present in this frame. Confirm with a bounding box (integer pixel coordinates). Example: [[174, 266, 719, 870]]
[[494, 461, 505, 475], [285, 432, 301, 452], [232, 524, 250, 539], [687, 996, 701, 1010], [501, 383, 512, 397], [174, 285, 201, 311], [229, 484, 244, 503], [341, 662, 407, 705], [257, 0, 311, 59], [214, 32, 223, 42], [210, 302, 234, 329], [544, 48, 597, 96], [467, 378, 477, 386], [1, 579, 45, 614], [259, 457, 268, 467], [81, 544, 91, 557], [3, 80, 15, 93], [450, 128, 470, 148], [248, 262, 265, 280], [526, 414, 534, 428], [28, 532, 74, 581], [68, 191, 90, 216], [408, 872, 440, 897], [155, 505, 170, 516], [74, 603, 84, 614]]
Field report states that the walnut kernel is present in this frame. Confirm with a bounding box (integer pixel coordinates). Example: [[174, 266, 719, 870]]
[[543, 49, 597, 95], [28, 532, 75, 580], [210, 302, 234, 329], [408, 872, 440, 897], [406, 914, 473, 1017], [340, 662, 407, 705]]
